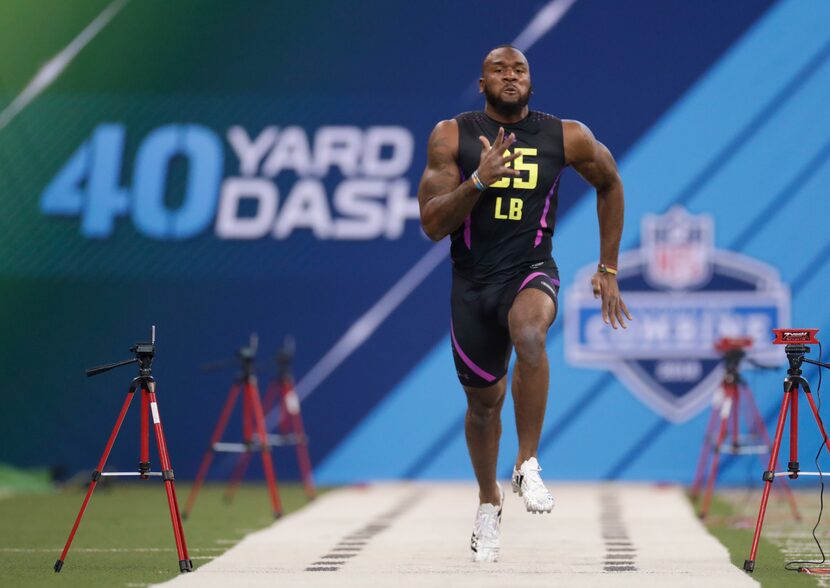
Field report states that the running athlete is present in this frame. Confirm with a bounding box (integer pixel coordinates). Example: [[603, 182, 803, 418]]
[[417, 45, 631, 562]]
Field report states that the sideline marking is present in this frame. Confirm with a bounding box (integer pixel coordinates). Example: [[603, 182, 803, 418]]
[[0, 547, 223, 553]]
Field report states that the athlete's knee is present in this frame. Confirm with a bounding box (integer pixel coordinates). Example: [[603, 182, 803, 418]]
[[511, 324, 548, 366], [467, 402, 500, 428], [466, 390, 504, 427]]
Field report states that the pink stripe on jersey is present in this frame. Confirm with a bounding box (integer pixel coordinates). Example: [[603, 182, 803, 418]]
[[534, 171, 563, 248], [518, 271, 551, 292], [451, 323, 497, 383], [458, 166, 471, 250], [463, 215, 471, 249]]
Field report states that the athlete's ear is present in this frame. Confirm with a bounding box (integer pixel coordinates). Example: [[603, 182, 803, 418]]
[[479, 77, 484, 94]]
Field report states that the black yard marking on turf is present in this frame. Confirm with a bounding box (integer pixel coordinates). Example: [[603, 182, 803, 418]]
[[304, 491, 422, 572], [322, 553, 358, 558], [599, 492, 638, 573]]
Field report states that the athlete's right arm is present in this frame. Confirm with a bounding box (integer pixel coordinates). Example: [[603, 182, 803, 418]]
[[417, 120, 475, 241], [418, 120, 520, 241]]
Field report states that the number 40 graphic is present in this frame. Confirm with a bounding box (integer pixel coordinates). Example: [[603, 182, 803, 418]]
[[40, 124, 222, 239]]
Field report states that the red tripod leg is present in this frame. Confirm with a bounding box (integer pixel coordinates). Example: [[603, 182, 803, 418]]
[[283, 379, 316, 499], [248, 381, 283, 517], [140, 390, 150, 478], [790, 386, 799, 476], [224, 394, 256, 503], [732, 381, 741, 449], [741, 384, 800, 521], [277, 383, 290, 436], [183, 384, 242, 518], [225, 379, 265, 502], [692, 393, 722, 499], [744, 385, 793, 573], [145, 384, 192, 573], [242, 383, 252, 443], [55, 389, 135, 573], [700, 384, 733, 519], [225, 381, 282, 502], [225, 378, 260, 501]]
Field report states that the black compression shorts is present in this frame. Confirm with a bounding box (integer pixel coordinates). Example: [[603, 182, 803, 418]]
[[450, 259, 560, 388]]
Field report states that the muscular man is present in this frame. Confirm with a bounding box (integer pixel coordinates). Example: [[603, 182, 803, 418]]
[[417, 45, 631, 562]]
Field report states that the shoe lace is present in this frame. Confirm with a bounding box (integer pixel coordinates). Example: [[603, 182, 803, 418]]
[[523, 464, 550, 496], [474, 509, 499, 540]]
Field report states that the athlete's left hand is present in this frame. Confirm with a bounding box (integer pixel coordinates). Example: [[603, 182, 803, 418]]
[[591, 273, 632, 329]]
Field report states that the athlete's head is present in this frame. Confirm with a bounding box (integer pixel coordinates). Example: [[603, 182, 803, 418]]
[[480, 45, 532, 117]]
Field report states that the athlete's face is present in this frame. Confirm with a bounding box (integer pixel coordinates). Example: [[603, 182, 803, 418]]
[[480, 48, 532, 116]]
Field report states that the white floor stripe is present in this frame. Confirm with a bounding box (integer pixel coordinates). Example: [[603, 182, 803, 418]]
[[2, 547, 222, 553], [154, 483, 757, 587], [0, 0, 129, 134]]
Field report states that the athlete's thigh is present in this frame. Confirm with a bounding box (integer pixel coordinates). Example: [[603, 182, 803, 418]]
[[498, 263, 560, 331], [508, 288, 556, 337], [451, 276, 512, 388]]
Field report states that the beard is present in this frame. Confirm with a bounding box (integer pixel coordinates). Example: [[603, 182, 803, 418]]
[[484, 84, 531, 117]]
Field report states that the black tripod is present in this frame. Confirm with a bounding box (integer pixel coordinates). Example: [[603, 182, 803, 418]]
[[55, 326, 192, 574]]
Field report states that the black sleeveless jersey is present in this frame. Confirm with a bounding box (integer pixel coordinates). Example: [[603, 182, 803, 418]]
[[451, 110, 566, 283]]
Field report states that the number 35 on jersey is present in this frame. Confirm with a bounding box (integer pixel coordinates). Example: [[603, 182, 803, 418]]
[[491, 147, 537, 221]]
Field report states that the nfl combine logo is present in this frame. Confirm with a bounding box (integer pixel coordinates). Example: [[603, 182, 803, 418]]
[[564, 206, 791, 423], [642, 207, 713, 290]]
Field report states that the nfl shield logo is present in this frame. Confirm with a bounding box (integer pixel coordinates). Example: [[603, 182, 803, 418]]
[[564, 206, 790, 423], [642, 206, 713, 290]]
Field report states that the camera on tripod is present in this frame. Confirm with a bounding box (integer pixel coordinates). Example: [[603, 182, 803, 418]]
[[714, 337, 753, 352], [132, 343, 154, 355], [772, 328, 819, 345]]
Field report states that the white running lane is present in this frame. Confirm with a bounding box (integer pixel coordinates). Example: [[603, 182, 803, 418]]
[[156, 483, 758, 587]]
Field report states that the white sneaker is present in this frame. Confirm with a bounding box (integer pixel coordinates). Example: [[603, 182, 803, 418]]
[[470, 486, 504, 562], [512, 457, 555, 513]]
